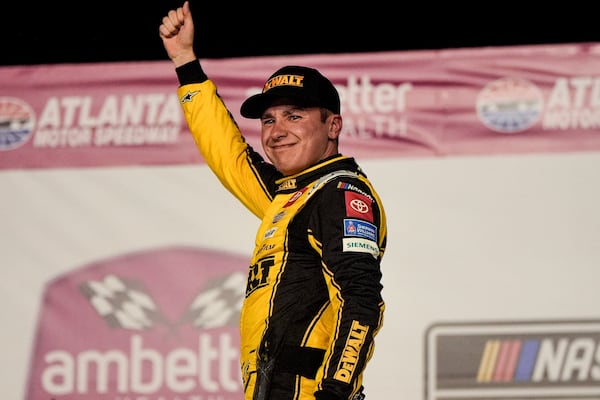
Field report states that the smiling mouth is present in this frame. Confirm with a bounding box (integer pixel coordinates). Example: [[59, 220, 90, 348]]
[[271, 143, 295, 149]]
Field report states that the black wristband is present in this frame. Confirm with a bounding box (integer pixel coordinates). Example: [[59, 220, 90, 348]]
[[175, 59, 208, 86]]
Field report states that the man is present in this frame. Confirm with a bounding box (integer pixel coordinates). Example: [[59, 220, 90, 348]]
[[159, 2, 387, 399]]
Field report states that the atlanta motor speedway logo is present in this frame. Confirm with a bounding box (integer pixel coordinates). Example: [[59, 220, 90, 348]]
[[425, 320, 600, 400], [0, 96, 35, 150]]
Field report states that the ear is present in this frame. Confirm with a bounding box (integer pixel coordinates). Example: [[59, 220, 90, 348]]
[[328, 114, 343, 140]]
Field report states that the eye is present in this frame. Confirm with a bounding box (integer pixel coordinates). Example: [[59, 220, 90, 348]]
[[261, 118, 275, 126]]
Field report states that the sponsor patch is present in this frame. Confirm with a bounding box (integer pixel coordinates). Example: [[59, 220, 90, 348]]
[[337, 182, 374, 202], [344, 219, 377, 241], [284, 187, 307, 207], [263, 227, 277, 239], [272, 211, 286, 224], [342, 238, 379, 258], [277, 178, 297, 191], [181, 90, 199, 103], [334, 320, 369, 383], [344, 191, 373, 222], [263, 74, 304, 91]]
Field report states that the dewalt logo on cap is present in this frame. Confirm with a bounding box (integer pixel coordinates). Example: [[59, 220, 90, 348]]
[[263, 74, 305, 93], [240, 65, 340, 118]]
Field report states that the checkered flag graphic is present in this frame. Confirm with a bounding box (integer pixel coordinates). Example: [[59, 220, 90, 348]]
[[80, 274, 166, 330], [180, 271, 246, 329]]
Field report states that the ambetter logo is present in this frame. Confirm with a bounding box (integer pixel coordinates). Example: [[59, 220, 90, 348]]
[[25, 246, 248, 400]]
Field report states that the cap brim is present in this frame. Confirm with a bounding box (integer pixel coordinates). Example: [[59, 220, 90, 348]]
[[239, 93, 273, 119], [240, 92, 322, 119]]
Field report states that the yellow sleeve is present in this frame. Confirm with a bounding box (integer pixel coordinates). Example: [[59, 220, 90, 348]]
[[177, 80, 272, 219]]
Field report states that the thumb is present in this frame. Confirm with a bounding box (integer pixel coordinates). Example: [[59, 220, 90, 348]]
[[183, 1, 192, 22]]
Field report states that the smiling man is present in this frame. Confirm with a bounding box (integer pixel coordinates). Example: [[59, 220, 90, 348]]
[[159, 3, 388, 400], [241, 66, 343, 176]]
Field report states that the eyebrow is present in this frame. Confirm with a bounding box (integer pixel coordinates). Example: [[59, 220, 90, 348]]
[[261, 106, 311, 119]]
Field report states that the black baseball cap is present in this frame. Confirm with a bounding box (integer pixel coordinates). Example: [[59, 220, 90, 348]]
[[240, 65, 341, 119]]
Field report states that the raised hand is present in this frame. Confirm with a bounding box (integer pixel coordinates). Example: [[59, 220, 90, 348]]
[[159, 1, 196, 67]]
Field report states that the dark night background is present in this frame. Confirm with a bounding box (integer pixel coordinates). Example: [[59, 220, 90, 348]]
[[1, 1, 599, 66]]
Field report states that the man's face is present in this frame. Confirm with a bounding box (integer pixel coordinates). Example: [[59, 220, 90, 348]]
[[260, 104, 342, 176]]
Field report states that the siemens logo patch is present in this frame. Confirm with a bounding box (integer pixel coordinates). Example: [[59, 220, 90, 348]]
[[342, 238, 379, 258], [425, 320, 600, 400]]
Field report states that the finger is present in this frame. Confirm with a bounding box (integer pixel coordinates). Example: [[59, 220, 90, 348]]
[[168, 8, 184, 27], [159, 23, 176, 38], [159, 2, 190, 39], [159, 18, 178, 37], [176, 5, 185, 21], [181, 1, 192, 25], [161, 9, 184, 34]]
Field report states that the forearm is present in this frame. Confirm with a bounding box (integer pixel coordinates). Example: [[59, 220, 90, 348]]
[[175, 61, 272, 217]]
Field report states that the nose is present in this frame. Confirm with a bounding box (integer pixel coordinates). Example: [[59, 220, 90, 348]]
[[269, 120, 287, 142]]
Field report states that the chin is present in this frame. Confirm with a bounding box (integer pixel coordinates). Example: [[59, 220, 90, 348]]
[[279, 167, 299, 176]]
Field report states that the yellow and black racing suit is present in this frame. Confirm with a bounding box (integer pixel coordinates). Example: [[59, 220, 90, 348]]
[[175, 60, 387, 400]]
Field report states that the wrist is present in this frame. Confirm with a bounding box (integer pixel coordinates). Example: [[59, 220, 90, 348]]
[[175, 59, 207, 85], [172, 51, 197, 68]]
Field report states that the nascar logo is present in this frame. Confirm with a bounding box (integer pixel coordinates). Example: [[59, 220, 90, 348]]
[[425, 320, 600, 400]]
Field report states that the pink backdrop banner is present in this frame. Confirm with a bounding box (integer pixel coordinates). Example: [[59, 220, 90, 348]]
[[2, 42, 600, 170]]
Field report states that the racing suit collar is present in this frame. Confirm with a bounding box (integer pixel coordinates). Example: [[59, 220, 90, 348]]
[[274, 155, 362, 194]]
